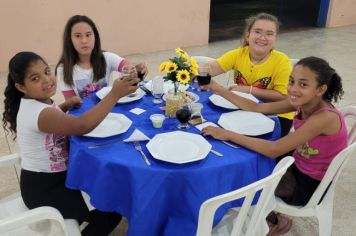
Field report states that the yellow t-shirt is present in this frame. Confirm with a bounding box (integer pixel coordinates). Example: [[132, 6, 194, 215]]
[[217, 47, 294, 120]]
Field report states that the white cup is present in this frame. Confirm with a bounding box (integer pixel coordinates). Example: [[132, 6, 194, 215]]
[[191, 103, 203, 117], [150, 114, 165, 128]]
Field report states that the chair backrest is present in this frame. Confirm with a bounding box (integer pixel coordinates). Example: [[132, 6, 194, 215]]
[[0, 153, 20, 167], [289, 58, 299, 66], [191, 56, 215, 66], [304, 105, 356, 208], [196, 156, 294, 236], [191, 56, 234, 87], [340, 105, 356, 144], [0, 153, 79, 236]]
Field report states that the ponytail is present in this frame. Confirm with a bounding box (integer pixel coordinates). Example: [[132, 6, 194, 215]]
[[2, 74, 24, 137], [325, 72, 343, 103], [2, 51, 44, 139]]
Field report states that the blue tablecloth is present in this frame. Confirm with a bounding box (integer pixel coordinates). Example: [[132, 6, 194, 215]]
[[66, 86, 280, 236]]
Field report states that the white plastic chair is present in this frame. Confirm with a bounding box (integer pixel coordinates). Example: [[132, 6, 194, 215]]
[[340, 105, 356, 144], [0, 153, 81, 236], [196, 156, 294, 236], [192, 56, 234, 87], [274, 105, 356, 236]]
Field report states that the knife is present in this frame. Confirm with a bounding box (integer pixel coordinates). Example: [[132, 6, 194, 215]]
[[87, 139, 123, 149], [139, 84, 152, 96], [222, 141, 240, 149], [210, 149, 223, 157]]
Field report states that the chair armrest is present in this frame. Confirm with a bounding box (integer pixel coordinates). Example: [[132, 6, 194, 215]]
[[0, 153, 20, 167], [0, 206, 69, 236]]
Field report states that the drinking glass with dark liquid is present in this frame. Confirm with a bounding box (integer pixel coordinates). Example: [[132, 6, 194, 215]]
[[176, 104, 192, 129], [197, 72, 211, 85], [135, 62, 147, 83], [197, 65, 211, 91]]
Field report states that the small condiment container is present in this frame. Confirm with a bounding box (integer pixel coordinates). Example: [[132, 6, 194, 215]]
[[150, 114, 166, 128]]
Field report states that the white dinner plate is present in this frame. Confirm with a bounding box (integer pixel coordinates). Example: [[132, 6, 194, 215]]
[[144, 80, 189, 94], [84, 113, 132, 138], [162, 91, 199, 103], [96, 86, 146, 103], [218, 110, 275, 136], [209, 91, 259, 109], [146, 131, 211, 164]]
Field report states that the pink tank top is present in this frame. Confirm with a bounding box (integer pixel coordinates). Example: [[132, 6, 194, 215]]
[[293, 106, 348, 180]]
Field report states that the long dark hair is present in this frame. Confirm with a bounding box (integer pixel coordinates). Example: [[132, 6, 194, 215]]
[[297, 56, 344, 103], [56, 15, 106, 86], [2, 52, 45, 138]]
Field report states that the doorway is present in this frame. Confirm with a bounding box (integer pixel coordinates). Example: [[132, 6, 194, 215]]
[[209, 0, 322, 42]]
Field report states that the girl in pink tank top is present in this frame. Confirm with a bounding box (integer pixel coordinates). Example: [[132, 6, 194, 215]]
[[201, 56, 347, 234], [293, 106, 347, 180]]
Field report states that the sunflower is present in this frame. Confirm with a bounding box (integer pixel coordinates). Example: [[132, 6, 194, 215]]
[[175, 48, 189, 60], [190, 58, 198, 70], [190, 58, 199, 76], [165, 62, 178, 73], [176, 70, 190, 84], [190, 67, 199, 76], [159, 61, 168, 73]]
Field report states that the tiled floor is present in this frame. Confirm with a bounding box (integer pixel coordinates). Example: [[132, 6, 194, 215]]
[[1, 24, 356, 235]]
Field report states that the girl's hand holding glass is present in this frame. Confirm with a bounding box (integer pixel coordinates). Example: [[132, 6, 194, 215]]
[[197, 64, 212, 91], [135, 62, 148, 82], [112, 74, 139, 99], [200, 79, 223, 95], [121, 64, 138, 80]]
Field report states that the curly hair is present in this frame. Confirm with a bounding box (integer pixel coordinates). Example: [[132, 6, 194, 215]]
[[296, 56, 344, 103], [2, 52, 44, 139]]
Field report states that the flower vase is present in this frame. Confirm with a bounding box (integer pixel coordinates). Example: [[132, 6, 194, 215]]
[[165, 89, 184, 118]]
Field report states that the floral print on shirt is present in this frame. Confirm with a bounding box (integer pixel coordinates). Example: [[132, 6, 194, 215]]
[[296, 142, 319, 158], [75, 78, 108, 98], [45, 133, 69, 171]]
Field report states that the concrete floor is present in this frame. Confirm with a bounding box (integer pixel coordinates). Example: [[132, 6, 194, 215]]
[[1, 24, 356, 235]]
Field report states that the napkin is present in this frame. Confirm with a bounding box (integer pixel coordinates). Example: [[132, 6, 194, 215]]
[[130, 108, 146, 115], [123, 129, 150, 142], [195, 121, 219, 131]]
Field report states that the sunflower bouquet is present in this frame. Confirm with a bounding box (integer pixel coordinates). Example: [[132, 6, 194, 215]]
[[159, 48, 199, 94]]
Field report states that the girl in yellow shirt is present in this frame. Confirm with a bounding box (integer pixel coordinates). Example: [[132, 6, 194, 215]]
[[207, 13, 294, 137]]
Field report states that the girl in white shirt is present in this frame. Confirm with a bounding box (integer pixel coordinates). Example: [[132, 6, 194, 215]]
[[56, 15, 147, 100], [3, 51, 139, 236]]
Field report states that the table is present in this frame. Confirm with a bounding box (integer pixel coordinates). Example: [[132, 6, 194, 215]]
[[66, 86, 280, 236]]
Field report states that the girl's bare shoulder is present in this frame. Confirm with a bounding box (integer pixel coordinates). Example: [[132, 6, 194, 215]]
[[308, 107, 341, 135]]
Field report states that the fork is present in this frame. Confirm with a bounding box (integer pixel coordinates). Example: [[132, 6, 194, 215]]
[[133, 141, 151, 166]]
